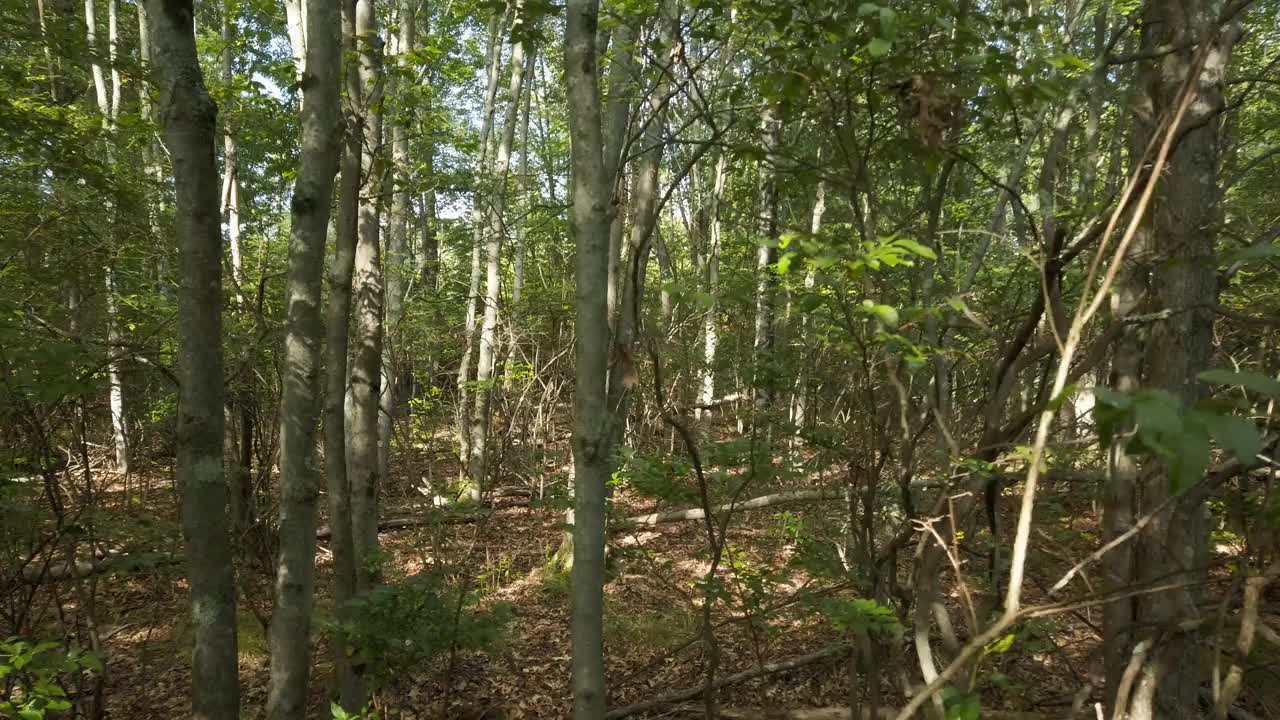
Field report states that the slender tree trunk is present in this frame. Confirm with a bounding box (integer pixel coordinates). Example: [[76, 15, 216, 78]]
[[380, 0, 416, 499], [220, 0, 255, 541], [698, 152, 727, 417], [791, 173, 825, 444], [602, 22, 634, 329], [752, 104, 782, 434], [266, 0, 341, 712], [504, 48, 535, 385], [456, 13, 505, 476], [470, 19, 531, 492], [324, 10, 362, 699], [145, 0, 239, 716], [565, 0, 612, 714], [348, 0, 384, 593], [605, 7, 676, 448], [85, 0, 130, 477]]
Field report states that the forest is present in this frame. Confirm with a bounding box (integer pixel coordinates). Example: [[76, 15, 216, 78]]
[[2, 0, 1279, 717]]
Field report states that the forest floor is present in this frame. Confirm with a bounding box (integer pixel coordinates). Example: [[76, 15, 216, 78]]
[[77, 449, 1280, 720]]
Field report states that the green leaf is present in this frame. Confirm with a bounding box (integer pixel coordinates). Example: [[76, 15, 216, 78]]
[[985, 633, 1016, 655], [1198, 369, 1280, 399], [1200, 412, 1262, 463], [892, 237, 937, 260], [862, 300, 899, 327], [867, 38, 893, 57], [1171, 426, 1211, 492]]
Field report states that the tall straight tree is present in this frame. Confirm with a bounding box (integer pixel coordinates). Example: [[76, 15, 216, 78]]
[[266, 0, 342, 712], [564, 0, 612, 716], [84, 0, 129, 478], [1106, 2, 1237, 718], [145, 0, 239, 716], [470, 5, 531, 491], [322, 0, 362, 700], [379, 0, 416, 498], [347, 0, 384, 593]]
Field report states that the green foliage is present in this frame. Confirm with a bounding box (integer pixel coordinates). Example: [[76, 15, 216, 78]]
[[612, 448, 697, 505], [816, 597, 902, 639], [337, 572, 511, 692], [0, 638, 100, 719], [941, 686, 981, 720], [1094, 380, 1265, 491]]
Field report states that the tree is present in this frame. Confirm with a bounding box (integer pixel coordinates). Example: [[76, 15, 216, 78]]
[[145, 0, 239, 715], [1105, 2, 1238, 718], [347, 0, 385, 594], [564, 0, 612, 715], [266, 0, 342, 712]]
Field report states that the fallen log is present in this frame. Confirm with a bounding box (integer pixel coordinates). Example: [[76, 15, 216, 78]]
[[714, 708, 1062, 720], [315, 511, 489, 540], [19, 552, 181, 583], [603, 643, 852, 719], [611, 488, 843, 532]]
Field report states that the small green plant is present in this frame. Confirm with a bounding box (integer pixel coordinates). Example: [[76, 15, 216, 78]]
[[0, 637, 101, 719], [337, 571, 511, 693]]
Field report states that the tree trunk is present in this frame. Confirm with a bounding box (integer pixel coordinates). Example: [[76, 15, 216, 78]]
[[380, 0, 416, 502], [324, 6, 362, 697], [504, 47, 536, 386], [752, 104, 782, 434], [85, 0, 130, 478], [347, 0, 384, 594], [145, 0, 239, 715], [266, 0, 341, 712], [456, 13, 505, 476], [470, 16, 531, 492], [699, 152, 727, 418], [565, 1, 612, 715], [602, 21, 634, 329], [1108, 4, 1236, 718]]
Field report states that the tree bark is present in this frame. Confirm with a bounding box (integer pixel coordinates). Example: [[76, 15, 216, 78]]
[[145, 0, 239, 716], [1108, 5, 1236, 718], [324, 32, 361, 705], [565, 0, 612, 715], [266, 0, 342, 713], [379, 0, 416, 504], [456, 13, 505, 475], [470, 13, 531, 491], [752, 104, 782, 432], [347, 0, 384, 594]]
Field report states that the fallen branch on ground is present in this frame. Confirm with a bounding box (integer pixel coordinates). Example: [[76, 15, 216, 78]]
[[611, 488, 843, 532], [316, 511, 490, 540], [714, 707, 1072, 720], [19, 551, 181, 583], [602, 644, 851, 719]]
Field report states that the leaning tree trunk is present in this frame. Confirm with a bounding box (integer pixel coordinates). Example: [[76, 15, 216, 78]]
[[456, 13, 505, 477], [565, 0, 613, 715], [266, 0, 341, 713], [145, 0, 239, 716], [347, 0, 384, 594], [469, 20, 531, 493]]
